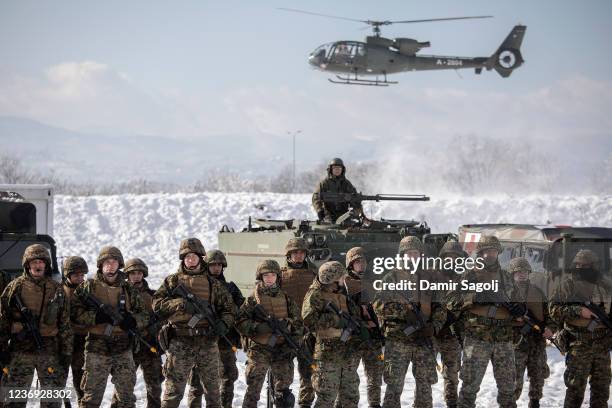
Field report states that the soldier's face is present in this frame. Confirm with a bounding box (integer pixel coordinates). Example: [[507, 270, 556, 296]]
[[481, 249, 499, 266], [29, 259, 46, 279], [290, 250, 306, 264], [513, 270, 529, 283], [262, 272, 277, 287], [331, 166, 343, 176], [208, 263, 223, 276], [352, 258, 367, 274], [102, 258, 119, 282], [405, 250, 421, 262], [128, 270, 144, 285], [69, 271, 85, 285], [184, 253, 201, 269]]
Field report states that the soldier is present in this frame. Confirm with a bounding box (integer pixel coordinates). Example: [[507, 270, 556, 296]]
[[340, 247, 384, 408], [432, 241, 467, 408], [110, 258, 163, 408], [549, 249, 611, 408], [280, 237, 318, 408], [0, 244, 73, 408], [237, 259, 303, 408], [187, 250, 244, 408], [152, 238, 235, 408], [446, 235, 525, 408], [312, 157, 362, 223], [508, 257, 554, 408], [302, 260, 367, 408], [373, 236, 443, 408], [62, 256, 89, 404], [71, 246, 147, 408]]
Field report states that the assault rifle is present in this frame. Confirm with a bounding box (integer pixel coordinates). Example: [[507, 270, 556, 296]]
[[13, 294, 44, 350], [583, 301, 612, 332], [172, 283, 237, 351], [319, 192, 430, 206], [324, 301, 362, 343], [253, 304, 315, 368], [399, 295, 442, 372], [84, 293, 157, 354]]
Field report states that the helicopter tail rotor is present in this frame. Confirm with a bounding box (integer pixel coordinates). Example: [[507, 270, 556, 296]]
[[489, 25, 527, 77]]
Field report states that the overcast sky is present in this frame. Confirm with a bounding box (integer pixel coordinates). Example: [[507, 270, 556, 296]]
[[0, 0, 610, 189]]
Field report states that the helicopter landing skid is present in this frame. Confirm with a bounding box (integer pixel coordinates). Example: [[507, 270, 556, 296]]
[[328, 74, 398, 86]]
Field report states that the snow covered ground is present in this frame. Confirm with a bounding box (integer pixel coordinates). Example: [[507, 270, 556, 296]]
[[46, 192, 611, 407]]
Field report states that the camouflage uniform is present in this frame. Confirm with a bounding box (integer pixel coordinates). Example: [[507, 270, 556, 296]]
[[302, 261, 366, 408], [446, 236, 521, 408], [507, 257, 552, 407], [152, 238, 235, 408], [373, 237, 443, 408], [187, 250, 244, 408], [71, 246, 148, 408], [280, 238, 318, 408], [236, 260, 304, 408], [111, 258, 164, 408], [312, 158, 362, 223], [549, 250, 611, 408], [0, 244, 73, 408], [340, 247, 384, 408], [61, 256, 90, 404], [431, 241, 467, 408]]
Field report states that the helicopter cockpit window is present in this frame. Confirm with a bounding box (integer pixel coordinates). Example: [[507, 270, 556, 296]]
[[330, 42, 365, 64]]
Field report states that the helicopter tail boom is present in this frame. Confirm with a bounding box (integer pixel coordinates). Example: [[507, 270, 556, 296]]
[[489, 25, 527, 77]]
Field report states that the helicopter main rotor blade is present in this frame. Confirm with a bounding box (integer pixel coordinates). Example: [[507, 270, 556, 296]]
[[390, 15, 493, 24], [277, 7, 367, 24]]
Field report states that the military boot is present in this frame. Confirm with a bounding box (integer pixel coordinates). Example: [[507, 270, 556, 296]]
[[528, 399, 540, 408]]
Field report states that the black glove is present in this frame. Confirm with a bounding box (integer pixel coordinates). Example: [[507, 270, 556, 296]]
[[119, 313, 138, 332], [507, 303, 527, 318], [214, 321, 229, 337], [94, 308, 114, 325], [317, 210, 325, 221]]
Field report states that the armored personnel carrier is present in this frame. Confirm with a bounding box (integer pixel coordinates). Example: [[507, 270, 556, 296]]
[[219, 193, 455, 293]]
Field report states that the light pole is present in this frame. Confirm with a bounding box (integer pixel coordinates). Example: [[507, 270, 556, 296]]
[[287, 130, 301, 193]]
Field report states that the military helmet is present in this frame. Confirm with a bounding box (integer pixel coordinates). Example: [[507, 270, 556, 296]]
[[318, 261, 346, 285], [285, 237, 308, 257], [205, 249, 227, 267], [476, 235, 502, 254], [572, 249, 598, 269], [63, 256, 88, 278], [124, 258, 149, 277], [398, 236, 424, 255], [507, 257, 532, 274], [179, 238, 206, 260], [96, 246, 124, 270], [327, 157, 346, 176], [256, 259, 281, 280], [346, 247, 366, 269], [22, 244, 52, 271], [439, 241, 467, 258]]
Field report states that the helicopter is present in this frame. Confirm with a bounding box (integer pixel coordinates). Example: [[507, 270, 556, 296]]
[[280, 8, 526, 86]]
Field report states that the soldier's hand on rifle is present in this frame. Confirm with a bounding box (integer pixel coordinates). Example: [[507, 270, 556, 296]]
[[580, 307, 594, 319], [94, 308, 114, 324], [181, 300, 198, 316], [119, 313, 137, 332], [213, 321, 229, 337], [333, 315, 349, 329]]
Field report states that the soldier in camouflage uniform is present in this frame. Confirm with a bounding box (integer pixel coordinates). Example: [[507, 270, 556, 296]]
[[187, 250, 244, 408], [0, 244, 73, 408], [237, 259, 303, 408], [340, 247, 384, 408], [549, 249, 611, 408], [280, 237, 318, 408], [312, 158, 362, 223], [152, 238, 235, 408], [61, 256, 89, 404], [71, 246, 147, 408], [447, 235, 525, 408], [302, 261, 368, 408], [431, 241, 467, 408], [110, 258, 163, 408], [507, 257, 554, 408], [373, 236, 443, 408]]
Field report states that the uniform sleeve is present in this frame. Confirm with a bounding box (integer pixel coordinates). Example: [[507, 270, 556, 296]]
[[152, 275, 184, 319], [301, 289, 337, 332], [126, 284, 149, 329], [287, 296, 305, 337], [71, 281, 97, 327], [548, 279, 581, 326], [236, 296, 258, 337], [0, 281, 17, 347], [213, 279, 236, 329], [312, 180, 324, 213], [57, 285, 73, 356]]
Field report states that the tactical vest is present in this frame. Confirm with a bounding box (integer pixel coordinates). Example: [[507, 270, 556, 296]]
[[567, 280, 611, 329], [88, 280, 132, 337], [316, 288, 350, 340], [11, 278, 59, 337], [345, 275, 362, 300], [169, 273, 212, 328], [63, 284, 89, 335], [467, 270, 512, 321], [281, 266, 315, 310], [139, 288, 154, 313], [251, 285, 290, 345]]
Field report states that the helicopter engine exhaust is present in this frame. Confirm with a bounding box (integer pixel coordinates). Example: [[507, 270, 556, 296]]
[[394, 38, 430, 56]]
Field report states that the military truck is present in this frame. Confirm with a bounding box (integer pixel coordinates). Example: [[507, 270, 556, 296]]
[[458, 223, 612, 296], [0, 186, 60, 283], [219, 193, 455, 293]]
